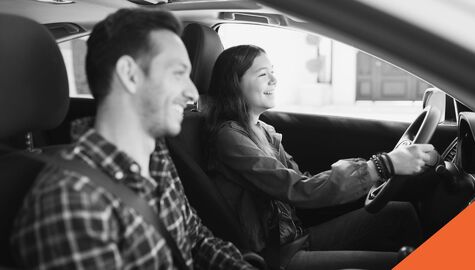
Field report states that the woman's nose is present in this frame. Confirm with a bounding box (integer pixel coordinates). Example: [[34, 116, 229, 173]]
[[269, 73, 277, 85]]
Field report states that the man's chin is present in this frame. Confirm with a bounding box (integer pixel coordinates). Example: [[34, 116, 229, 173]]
[[164, 124, 182, 137], [150, 123, 181, 139]]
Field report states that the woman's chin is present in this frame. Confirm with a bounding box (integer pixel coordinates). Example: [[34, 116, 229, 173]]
[[265, 103, 276, 110]]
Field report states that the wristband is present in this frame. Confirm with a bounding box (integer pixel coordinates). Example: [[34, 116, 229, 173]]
[[381, 153, 395, 176]]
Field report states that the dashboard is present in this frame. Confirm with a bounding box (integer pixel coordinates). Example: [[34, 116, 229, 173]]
[[419, 111, 475, 236], [438, 112, 475, 196], [457, 113, 475, 178]]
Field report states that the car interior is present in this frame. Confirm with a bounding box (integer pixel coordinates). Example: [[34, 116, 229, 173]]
[[1, 0, 475, 269]]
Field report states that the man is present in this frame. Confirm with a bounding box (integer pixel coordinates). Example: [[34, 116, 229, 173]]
[[11, 8, 255, 269]]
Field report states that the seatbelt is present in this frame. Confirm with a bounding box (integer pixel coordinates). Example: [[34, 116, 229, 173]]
[[264, 203, 282, 270], [40, 154, 190, 270]]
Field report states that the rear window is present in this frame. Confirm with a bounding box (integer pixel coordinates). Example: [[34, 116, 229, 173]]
[[59, 37, 92, 98]]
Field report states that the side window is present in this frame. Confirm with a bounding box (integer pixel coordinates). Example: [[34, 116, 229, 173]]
[[58, 37, 92, 98], [217, 24, 432, 122]]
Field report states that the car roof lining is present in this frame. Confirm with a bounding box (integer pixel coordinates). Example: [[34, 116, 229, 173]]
[[0, 0, 136, 26], [0, 0, 301, 38], [0, 0, 278, 26]]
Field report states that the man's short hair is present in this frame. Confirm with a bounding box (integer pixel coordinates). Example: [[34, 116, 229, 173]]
[[86, 8, 182, 104]]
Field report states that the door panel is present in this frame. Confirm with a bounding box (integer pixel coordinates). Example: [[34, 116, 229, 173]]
[[261, 111, 408, 175], [262, 111, 455, 175]]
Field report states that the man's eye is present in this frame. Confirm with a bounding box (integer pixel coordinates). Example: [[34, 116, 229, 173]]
[[258, 73, 266, 77], [174, 70, 186, 77]]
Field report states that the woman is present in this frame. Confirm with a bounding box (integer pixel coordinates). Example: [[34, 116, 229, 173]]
[[205, 45, 433, 269]]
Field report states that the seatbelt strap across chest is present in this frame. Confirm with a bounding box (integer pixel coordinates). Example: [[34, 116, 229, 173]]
[[41, 155, 190, 270]]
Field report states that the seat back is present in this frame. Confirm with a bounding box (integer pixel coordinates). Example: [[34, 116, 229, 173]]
[[182, 23, 224, 96], [167, 111, 249, 250], [172, 23, 250, 250], [0, 13, 69, 266], [0, 154, 48, 266], [0, 14, 69, 141]]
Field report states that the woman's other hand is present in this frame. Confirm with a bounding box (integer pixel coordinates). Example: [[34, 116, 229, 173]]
[[388, 144, 435, 175]]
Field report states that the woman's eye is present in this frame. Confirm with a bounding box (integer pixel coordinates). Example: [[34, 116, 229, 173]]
[[258, 73, 266, 77]]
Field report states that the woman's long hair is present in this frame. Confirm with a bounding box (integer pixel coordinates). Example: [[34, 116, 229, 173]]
[[205, 45, 277, 158]]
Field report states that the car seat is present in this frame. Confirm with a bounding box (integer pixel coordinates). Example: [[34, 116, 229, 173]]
[[182, 22, 224, 100], [0, 13, 70, 267], [0, 13, 69, 151], [167, 23, 250, 250]]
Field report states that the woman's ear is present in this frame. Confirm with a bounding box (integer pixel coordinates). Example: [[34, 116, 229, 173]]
[[115, 55, 140, 95]]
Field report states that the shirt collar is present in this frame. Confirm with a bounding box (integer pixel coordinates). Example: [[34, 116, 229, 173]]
[[73, 128, 142, 182], [257, 120, 282, 148]]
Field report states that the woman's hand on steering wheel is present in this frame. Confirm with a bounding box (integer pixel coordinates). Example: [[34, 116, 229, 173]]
[[365, 104, 442, 213], [388, 144, 435, 175]]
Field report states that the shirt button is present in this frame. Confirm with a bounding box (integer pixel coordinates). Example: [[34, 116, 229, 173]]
[[130, 164, 140, 173], [114, 171, 124, 180]]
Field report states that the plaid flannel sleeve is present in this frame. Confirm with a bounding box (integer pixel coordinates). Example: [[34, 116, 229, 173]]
[[11, 166, 122, 270]]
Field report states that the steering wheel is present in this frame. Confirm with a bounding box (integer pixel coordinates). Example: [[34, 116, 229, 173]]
[[364, 105, 441, 213]]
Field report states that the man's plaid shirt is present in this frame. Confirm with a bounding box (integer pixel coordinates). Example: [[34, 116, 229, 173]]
[[11, 129, 254, 270]]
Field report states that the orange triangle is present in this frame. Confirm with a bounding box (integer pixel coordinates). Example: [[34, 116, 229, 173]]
[[394, 203, 475, 270]]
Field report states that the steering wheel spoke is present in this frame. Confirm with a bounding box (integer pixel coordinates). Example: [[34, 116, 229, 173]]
[[367, 180, 388, 200]]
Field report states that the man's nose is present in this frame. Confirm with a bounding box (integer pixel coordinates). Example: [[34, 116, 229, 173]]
[[185, 78, 199, 103]]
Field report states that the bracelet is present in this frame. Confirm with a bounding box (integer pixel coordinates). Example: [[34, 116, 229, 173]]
[[370, 153, 396, 181], [370, 154, 388, 181], [378, 153, 391, 180], [381, 153, 395, 176]]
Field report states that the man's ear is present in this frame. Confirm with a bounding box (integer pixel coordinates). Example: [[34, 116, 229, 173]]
[[115, 55, 140, 95]]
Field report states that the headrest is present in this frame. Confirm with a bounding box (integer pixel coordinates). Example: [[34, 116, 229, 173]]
[[182, 23, 224, 95], [0, 13, 69, 138]]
